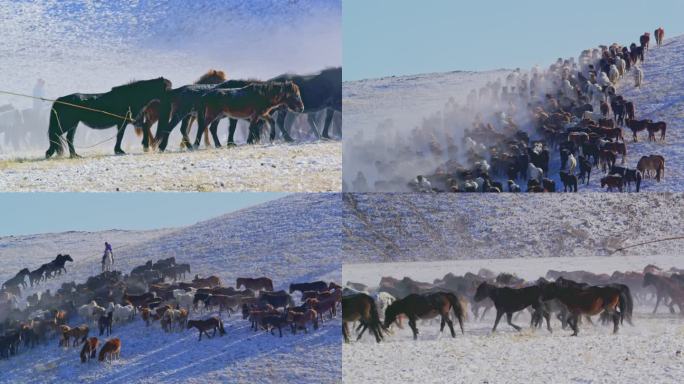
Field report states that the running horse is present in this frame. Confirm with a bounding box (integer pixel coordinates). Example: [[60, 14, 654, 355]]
[[383, 292, 465, 340], [474, 282, 550, 332], [643, 273, 684, 314], [342, 293, 384, 343], [45, 77, 172, 158]]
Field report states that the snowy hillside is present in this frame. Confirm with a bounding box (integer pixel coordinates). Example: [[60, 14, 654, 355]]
[[0, 193, 342, 383], [343, 34, 684, 192], [343, 256, 684, 384], [342, 192, 684, 263]]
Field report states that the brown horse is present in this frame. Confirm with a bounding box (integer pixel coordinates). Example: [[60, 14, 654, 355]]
[[600, 174, 623, 192], [196, 81, 304, 145], [655, 27, 665, 47], [602, 141, 627, 163], [384, 292, 465, 340], [287, 309, 319, 334], [626, 118, 650, 142], [192, 275, 222, 288], [63, 325, 89, 348], [342, 293, 384, 343], [98, 337, 121, 363], [640, 32, 650, 51], [637, 155, 665, 181], [187, 316, 226, 341], [646, 121, 666, 142], [80, 337, 99, 363], [643, 273, 684, 314], [541, 279, 623, 336], [236, 277, 273, 292]]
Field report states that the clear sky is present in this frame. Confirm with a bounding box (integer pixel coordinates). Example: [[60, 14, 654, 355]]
[[0, 193, 287, 237], [343, 0, 684, 81]]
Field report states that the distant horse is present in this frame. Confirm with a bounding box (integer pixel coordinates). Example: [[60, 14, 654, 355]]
[[342, 293, 384, 343], [98, 311, 113, 336], [474, 282, 548, 332], [29, 265, 48, 287], [600, 174, 623, 192], [640, 32, 650, 52], [643, 273, 684, 314], [236, 277, 273, 292], [98, 337, 121, 363], [646, 121, 666, 142], [63, 325, 89, 347], [654, 28, 665, 47], [290, 281, 328, 294], [45, 77, 172, 158], [2, 268, 29, 291], [192, 275, 222, 288], [80, 337, 99, 363], [384, 292, 465, 340], [258, 290, 294, 309], [46, 254, 74, 276], [626, 118, 650, 142], [187, 316, 226, 341], [287, 309, 319, 334], [637, 155, 665, 181]]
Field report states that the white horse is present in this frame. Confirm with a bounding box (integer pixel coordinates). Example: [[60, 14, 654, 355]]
[[173, 289, 195, 310], [102, 249, 113, 272], [616, 58, 626, 76], [608, 65, 620, 84], [598, 71, 612, 87], [527, 163, 543, 183], [634, 66, 643, 88], [565, 153, 577, 175], [372, 292, 396, 321]]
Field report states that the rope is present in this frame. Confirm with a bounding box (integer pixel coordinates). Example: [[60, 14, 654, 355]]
[[1, 89, 136, 152], [609, 235, 684, 255]]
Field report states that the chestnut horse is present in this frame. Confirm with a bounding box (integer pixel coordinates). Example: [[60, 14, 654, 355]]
[[80, 337, 99, 363], [98, 337, 121, 363], [643, 273, 684, 314], [342, 293, 384, 343], [383, 292, 465, 340], [655, 28, 665, 47], [187, 316, 226, 341], [646, 121, 666, 142], [637, 155, 665, 181]]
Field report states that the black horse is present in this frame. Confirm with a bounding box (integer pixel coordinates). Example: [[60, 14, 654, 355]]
[[342, 293, 385, 343], [46, 254, 74, 276], [289, 281, 328, 294], [269, 67, 342, 140], [383, 292, 465, 340], [45, 77, 172, 158], [474, 282, 548, 332]]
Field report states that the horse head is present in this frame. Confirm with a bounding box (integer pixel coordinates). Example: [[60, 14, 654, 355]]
[[473, 282, 492, 302], [280, 81, 304, 113]]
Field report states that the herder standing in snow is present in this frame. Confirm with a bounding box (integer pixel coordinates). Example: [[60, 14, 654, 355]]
[[102, 242, 114, 272]]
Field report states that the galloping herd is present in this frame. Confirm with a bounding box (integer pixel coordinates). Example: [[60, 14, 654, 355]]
[[0, 255, 341, 362], [342, 263, 684, 343], [43, 67, 341, 159], [398, 28, 669, 193]]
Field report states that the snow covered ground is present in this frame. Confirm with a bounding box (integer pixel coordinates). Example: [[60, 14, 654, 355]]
[[0, 193, 342, 383], [343, 34, 684, 192], [342, 192, 684, 263], [0, 141, 341, 192], [343, 256, 684, 384]]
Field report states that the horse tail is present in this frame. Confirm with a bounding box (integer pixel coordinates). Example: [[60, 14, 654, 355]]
[[134, 125, 142, 137], [446, 292, 465, 334], [203, 127, 210, 147], [366, 295, 384, 341], [619, 286, 634, 325], [47, 104, 64, 156], [218, 318, 226, 335], [80, 342, 88, 363], [98, 345, 107, 361]]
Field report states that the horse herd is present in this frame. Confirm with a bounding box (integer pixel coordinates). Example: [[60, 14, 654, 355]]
[[1, 254, 73, 296], [44, 67, 341, 159], [0, 255, 341, 363], [342, 263, 684, 343], [407, 28, 669, 194]]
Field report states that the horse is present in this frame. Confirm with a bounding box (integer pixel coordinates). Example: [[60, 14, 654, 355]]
[[646, 121, 666, 142], [268, 67, 342, 140], [236, 277, 273, 292], [258, 290, 294, 309], [195, 81, 305, 146], [636, 155, 665, 182], [610, 166, 642, 192], [600, 174, 623, 192], [287, 309, 319, 334], [63, 325, 89, 347], [191, 275, 222, 288], [343, 293, 385, 343], [45, 77, 172, 158], [383, 292, 465, 340], [187, 317, 226, 341], [102, 249, 113, 273], [634, 66, 643, 88], [559, 171, 578, 192], [643, 273, 684, 314], [47, 254, 74, 276], [654, 28, 665, 47], [98, 337, 121, 363], [2, 269, 29, 291], [98, 311, 113, 336], [290, 281, 328, 294], [474, 282, 549, 332], [640, 32, 650, 52], [602, 141, 627, 163], [540, 278, 624, 336], [80, 337, 99, 363], [577, 155, 592, 185], [626, 118, 650, 142]]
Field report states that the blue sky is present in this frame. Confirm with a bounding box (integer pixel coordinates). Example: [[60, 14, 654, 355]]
[[343, 0, 684, 81], [0, 193, 287, 236]]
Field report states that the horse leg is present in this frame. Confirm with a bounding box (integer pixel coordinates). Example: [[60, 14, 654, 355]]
[[322, 108, 334, 139], [653, 293, 661, 314], [246, 118, 261, 145], [114, 121, 128, 155], [492, 310, 504, 332], [544, 310, 552, 333], [226, 119, 238, 146], [444, 314, 456, 338], [408, 316, 419, 340], [65, 124, 80, 158], [275, 111, 293, 142], [209, 120, 221, 147], [506, 312, 521, 331]]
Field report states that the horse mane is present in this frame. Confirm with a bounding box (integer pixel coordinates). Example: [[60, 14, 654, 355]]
[[110, 77, 170, 92], [249, 81, 292, 97], [194, 69, 227, 85]]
